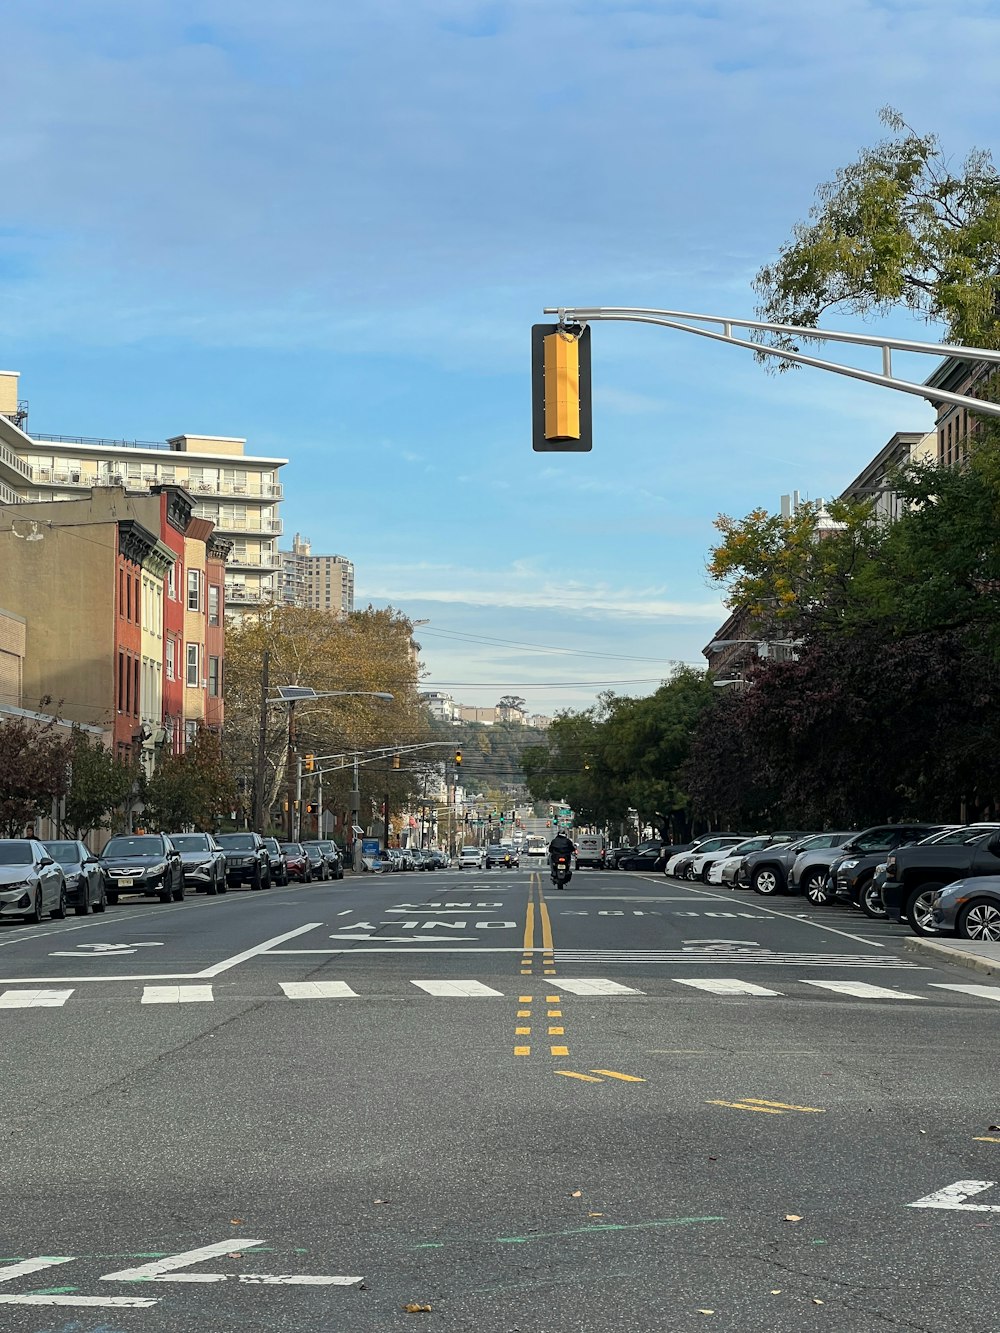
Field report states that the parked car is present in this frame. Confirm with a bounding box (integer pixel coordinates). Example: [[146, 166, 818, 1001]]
[[708, 836, 798, 887], [619, 845, 667, 871], [666, 835, 749, 879], [930, 876, 1000, 941], [167, 832, 228, 895], [742, 832, 854, 897], [829, 825, 949, 910], [263, 837, 289, 886], [883, 824, 1000, 935], [280, 842, 311, 883], [429, 850, 450, 869], [459, 846, 483, 870], [486, 846, 513, 868], [610, 840, 661, 870], [100, 833, 184, 904], [301, 842, 331, 881], [693, 835, 783, 883], [42, 839, 107, 914], [802, 823, 979, 910], [314, 841, 344, 878], [215, 832, 271, 890], [0, 838, 67, 922]]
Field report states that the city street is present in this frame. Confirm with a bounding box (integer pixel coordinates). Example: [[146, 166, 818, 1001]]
[[1, 864, 999, 1333]]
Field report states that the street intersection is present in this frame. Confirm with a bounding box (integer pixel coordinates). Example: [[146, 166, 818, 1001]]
[[0, 864, 998, 1331]]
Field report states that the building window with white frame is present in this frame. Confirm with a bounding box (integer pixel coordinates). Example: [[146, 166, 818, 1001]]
[[186, 642, 200, 687], [208, 584, 220, 626], [187, 568, 202, 612]]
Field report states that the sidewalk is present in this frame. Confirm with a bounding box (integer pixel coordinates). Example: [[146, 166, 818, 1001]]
[[904, 935, 1000, 978]]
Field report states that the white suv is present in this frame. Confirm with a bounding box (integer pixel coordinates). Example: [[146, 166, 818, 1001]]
[[459, 846, 483, 869]]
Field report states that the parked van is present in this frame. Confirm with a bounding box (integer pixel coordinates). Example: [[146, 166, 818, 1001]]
[[575, 834, 607, 869]]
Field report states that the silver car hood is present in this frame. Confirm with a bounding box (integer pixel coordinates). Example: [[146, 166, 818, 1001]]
[[0, 865, 36, 885]]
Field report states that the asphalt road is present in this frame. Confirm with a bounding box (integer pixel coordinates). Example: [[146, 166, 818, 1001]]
[[1, 862, 999, 1333]]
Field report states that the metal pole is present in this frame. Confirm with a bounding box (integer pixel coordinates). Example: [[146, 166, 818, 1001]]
[[295, 755, 303, 841], [351, 753, 361, 872], [285, 699, 296, 841], [317, 767, 323, 840], [254, 649, 270, 832]]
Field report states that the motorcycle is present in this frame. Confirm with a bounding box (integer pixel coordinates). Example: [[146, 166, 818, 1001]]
[[551, 855, 572, 889]]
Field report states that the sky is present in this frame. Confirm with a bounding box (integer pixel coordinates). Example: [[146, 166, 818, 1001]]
[[5, 0, 1000, 715]]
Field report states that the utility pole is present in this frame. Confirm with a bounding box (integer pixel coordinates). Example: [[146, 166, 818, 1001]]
[[350, 752, 361, 871], [294, 754, 304, 841], [253, 649, 270, 832], [285, 699, 297, 841]]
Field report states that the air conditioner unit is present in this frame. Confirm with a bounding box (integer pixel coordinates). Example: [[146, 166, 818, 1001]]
[[112, 475, 124, 486], [70, 471, 81, 483]]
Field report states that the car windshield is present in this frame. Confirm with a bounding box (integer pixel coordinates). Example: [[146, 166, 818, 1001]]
[[281, 844, 303, 854], [217, 835, 255, 850], [264, 840, 281, 852], [733, 838, 769, 854], [924, 826, 999, 846], [42, 841, 82, 864], [104, 837, 162, 856], [461, 848, 478, 855], [0, 843, 33, 865], [170, 835, 210, 851]]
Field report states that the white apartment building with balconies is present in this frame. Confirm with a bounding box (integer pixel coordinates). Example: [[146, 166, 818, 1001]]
[[0, 371, 287, 615]]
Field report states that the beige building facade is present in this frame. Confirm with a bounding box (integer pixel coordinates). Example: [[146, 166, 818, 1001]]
[[278, 533, 354, 615]]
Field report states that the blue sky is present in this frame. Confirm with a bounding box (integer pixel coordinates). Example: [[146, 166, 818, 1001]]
[[5, 0, 999, 714]]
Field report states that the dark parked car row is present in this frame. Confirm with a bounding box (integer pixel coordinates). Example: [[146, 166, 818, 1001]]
[[0, 830, 346, 924]]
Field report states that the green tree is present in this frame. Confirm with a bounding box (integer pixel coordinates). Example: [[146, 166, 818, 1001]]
[[63, 729, 136, 837], [143, 728, 237, 832], [754, 109, 1000, 355]]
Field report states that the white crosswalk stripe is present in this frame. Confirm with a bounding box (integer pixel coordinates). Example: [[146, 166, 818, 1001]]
[[410, 980, 505, 997], [141, 985, 215, 1004], [552, 979, 643, 995], [554, 950, 921, 968], [0, 988, 73, 1008], [800, 980, 922, 1000], [930, 983, 1000, 1002], [280, 981, 358, 1000], [673, 978, 781, 997]]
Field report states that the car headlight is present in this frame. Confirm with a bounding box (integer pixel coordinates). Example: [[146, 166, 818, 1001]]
[[149, 863, 167, 876], [840, 859, 860, 870]]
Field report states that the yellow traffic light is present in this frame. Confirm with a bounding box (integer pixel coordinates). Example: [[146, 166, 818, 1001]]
[[305, 753, 315, 772], [455, 750, 462, 766], [531, 323, 592, 453], [392, 753, 400, 770]]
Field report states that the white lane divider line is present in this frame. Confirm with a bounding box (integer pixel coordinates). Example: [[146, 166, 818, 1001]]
[[907, 1179, 1000, 1212], [931, 984, 1000, 1002], [0, 1257, 75, 1283], [196, 922, 324, 978], [279, 981, 358, 999], [410, 980, 505, 997], [0, 1295, 159, 1308], [800, 980, 922, 1000], [554, 978, 644, 995], [672, 978, 781, 996], [0, 988, 74, 1008], [102, 1238, 363, 1286], [141, 985, 214, 1004]]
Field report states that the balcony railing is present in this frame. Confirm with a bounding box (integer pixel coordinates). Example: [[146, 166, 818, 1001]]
[[201, 515, 284, 535], [0, 440, 32, 484], [226, 551, 281, 570], [0, 478, 20, 505], [224, 585, 275, 605], [27, 469, 283, 501]]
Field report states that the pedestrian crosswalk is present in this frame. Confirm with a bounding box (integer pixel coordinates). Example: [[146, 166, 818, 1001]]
[[0, 978, 999, 1008], [552, 949, 922, 968]]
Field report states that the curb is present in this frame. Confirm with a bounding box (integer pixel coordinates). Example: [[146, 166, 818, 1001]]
[[904, 935, 1000, 978]]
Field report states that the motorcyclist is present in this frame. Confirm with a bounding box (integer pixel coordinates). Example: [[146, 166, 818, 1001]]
[[548, 831, 576, 882]]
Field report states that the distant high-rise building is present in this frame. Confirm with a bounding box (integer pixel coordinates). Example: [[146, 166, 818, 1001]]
[[278, 533, 354, 616]]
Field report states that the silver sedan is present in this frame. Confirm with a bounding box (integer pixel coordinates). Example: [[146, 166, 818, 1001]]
[[931, 877, 1000, 942], [0, 839, 67, 923]]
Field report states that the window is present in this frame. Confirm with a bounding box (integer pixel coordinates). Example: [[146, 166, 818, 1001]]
[[186, 643, 200, 687], [117, 651, 125, 712], [134, 576, 140, 621], [126, 573, 132, 622], [167, 562, 176, 599], [208, 585, 220, 626], [133, 658, 140, 716], [165, 638, 175, 681], [185, 719, 199, 744], [187, 569, 202, 612], [208, 656, 220, 697]]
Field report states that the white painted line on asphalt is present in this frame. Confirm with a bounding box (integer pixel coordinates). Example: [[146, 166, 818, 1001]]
[[196, 922, 324, 977], [907, 1179, 1000, 1211], [800, 980, 922, 1000], [555, 979, 644, 995], [0, 1256, 74, 1283], [0, 1295, 160, 1308], [931, 984, 1000, 1002], [141, 985, 214, 1004], [280, 981, 358, 999], [0, 988, 74, 1008], [237, 1273, 363, 1285], [410, 980, 505, 996], [103, 1238, 268, 1282], [672, 978, 781, 996]]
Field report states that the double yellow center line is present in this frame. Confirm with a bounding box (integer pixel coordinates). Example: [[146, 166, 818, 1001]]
[[521, 873, 554, 976]]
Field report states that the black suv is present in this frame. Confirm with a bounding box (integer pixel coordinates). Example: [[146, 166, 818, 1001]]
[[100, 833, 184, 904], [216, 832, 271, 890], [883, 824, 1000, 935], [830, 825, 948, 911]]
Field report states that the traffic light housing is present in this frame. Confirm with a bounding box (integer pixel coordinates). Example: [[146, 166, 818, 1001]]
[[392, 753, 400, 769], [304, 753, 315, 772], [455, 750, 462, 767], [531, 323, 592, 452]]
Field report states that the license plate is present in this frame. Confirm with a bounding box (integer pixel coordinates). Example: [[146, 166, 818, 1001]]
[[118, 877, 134, 887]]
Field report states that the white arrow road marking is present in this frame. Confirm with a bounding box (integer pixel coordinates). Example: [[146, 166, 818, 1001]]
[[907, 1180, 1000, 1211], [0, 1256, 160, 1309], [50, 942, 165, 957], [0, 1257, 75, 1283], [930, 984, 1000, 1002], [102, 1238, 363, 1285], [0, 989, 74, 1008]]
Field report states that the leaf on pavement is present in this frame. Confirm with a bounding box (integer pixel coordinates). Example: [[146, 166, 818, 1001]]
[[588, 1212, 603, 1218], [404, 1303, 432, 1313], [570, 1190, 582, 1198], [813, 1298, 824, 1305], [784, 1214, 802, 1223], [696, 1309, 715, 1315], [374, 1199, 389, 1205], [230, 1218, 242, 1225], [989, 1124, 1000, 1132], [771, 1289, 782, 1295]]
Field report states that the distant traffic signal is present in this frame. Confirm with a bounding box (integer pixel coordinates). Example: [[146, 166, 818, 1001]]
[[392, 753, 400, 769], [304, 753, 315, 772], [531, 323, 592, 453], [455, 750, 462, 767]]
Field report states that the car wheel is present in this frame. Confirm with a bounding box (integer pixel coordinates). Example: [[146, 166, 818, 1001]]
[[51, 884, 68, 920], [957, 899, 1000, 943], [907, 884, 944, 936], [75, 882, 92, 916], [172, 881, 185, 901], [106, 890, 119, 906], [158, 887, 172, 903], [802, 870, 834, 906], [25, 888, 43, 924], [860, 879, 887, 920], [752, 868, 783, 897]]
